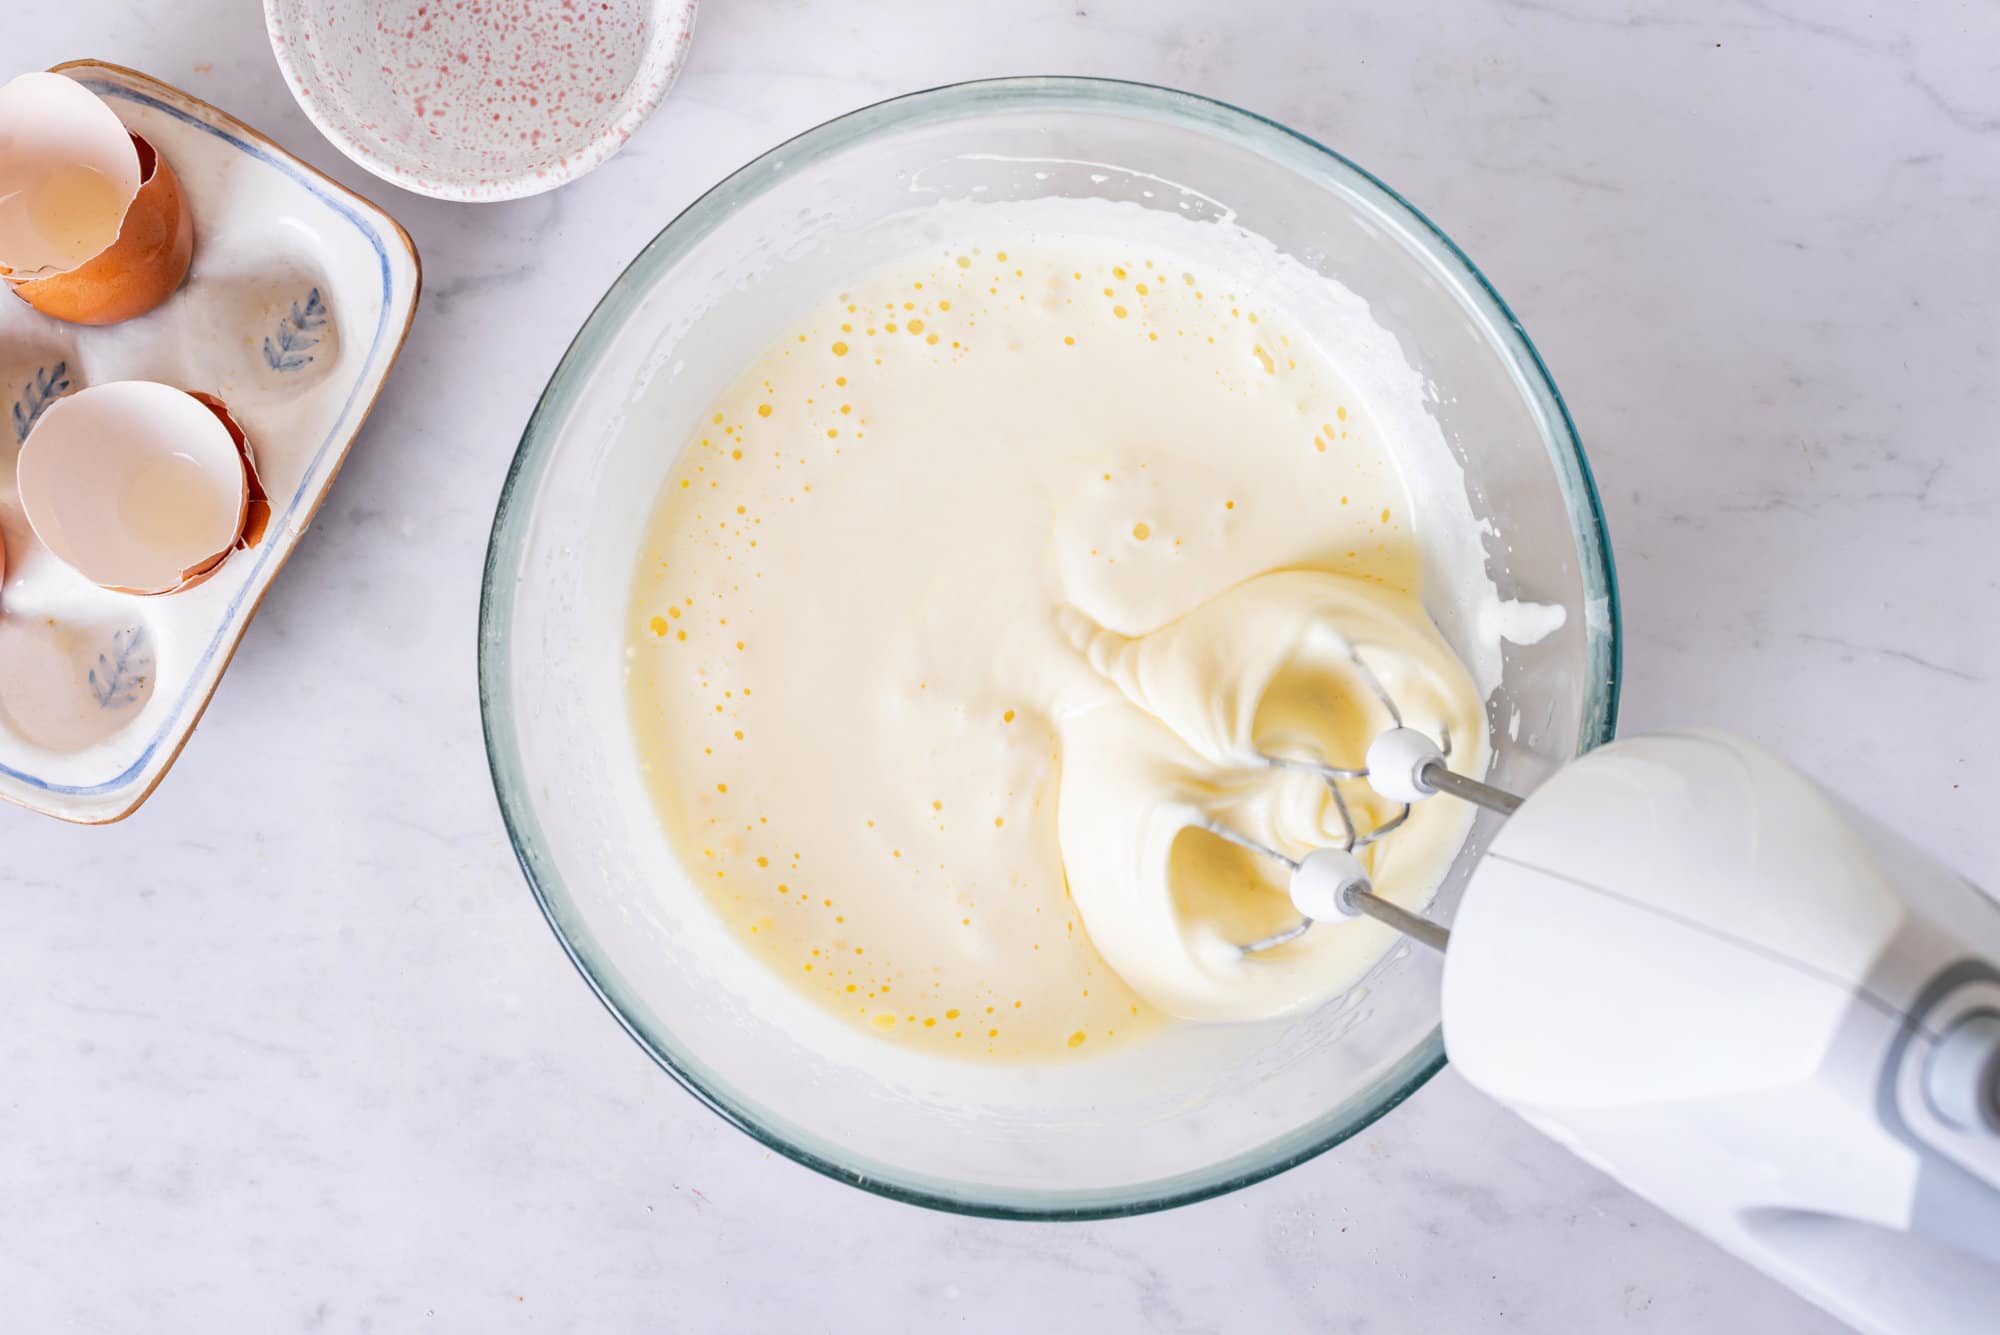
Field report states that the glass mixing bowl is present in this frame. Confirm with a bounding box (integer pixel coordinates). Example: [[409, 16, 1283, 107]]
[[480, 77, 1619, 1218]]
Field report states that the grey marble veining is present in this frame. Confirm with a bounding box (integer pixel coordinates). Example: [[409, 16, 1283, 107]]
[[5, 1, 1994, 1330]]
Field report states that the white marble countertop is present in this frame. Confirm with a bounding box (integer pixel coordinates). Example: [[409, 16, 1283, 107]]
[[5, 1, 1994, 1329]]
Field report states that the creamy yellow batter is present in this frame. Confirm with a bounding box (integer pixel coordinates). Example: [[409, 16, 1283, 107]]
[[626, 239, 1483, 1059]]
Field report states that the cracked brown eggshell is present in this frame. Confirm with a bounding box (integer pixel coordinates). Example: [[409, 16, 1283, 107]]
[[16, 380, 263, 596], [0, 72, 193, 325]]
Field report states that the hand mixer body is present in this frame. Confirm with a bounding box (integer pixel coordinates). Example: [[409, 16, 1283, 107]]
[[1440, 730, 2000, 1335]]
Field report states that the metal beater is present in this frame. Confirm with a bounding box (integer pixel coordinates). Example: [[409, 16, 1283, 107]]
[[1200, 644, 1521, 956]]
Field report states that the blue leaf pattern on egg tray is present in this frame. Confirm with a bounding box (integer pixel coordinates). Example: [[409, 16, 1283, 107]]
[[88, 626, 153, 710], [263, 287, 328, 372], [12, 361, 73, 442]]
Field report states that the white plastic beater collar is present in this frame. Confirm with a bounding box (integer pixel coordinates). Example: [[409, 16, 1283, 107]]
[[1364, 727, 1447, 805], [1290, 848, 1371, 921]]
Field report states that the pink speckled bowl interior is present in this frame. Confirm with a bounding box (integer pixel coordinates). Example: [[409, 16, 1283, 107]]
[[265, 0, 697, 202]]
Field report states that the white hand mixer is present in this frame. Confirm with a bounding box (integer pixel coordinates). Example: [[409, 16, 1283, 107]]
[[1214, 659, 2000, 1335]]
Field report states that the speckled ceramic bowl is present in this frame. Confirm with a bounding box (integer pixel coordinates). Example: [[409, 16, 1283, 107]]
[[264, 0, 698, 202]]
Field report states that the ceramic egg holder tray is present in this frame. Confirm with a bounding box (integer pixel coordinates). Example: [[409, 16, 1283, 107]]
[[0, 62, 418, 823]]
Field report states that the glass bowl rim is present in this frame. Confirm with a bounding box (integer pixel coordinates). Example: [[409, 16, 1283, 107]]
[[478, 74, 1623, 1221]]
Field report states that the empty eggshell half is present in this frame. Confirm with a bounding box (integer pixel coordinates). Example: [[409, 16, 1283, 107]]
[[16, 381, 259, 596], [0, 73, 138, 276], [0, 72, 193, 325]]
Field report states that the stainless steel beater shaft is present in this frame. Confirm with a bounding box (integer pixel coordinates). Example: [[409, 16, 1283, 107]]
[[1231, 748, 1522, 957]]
